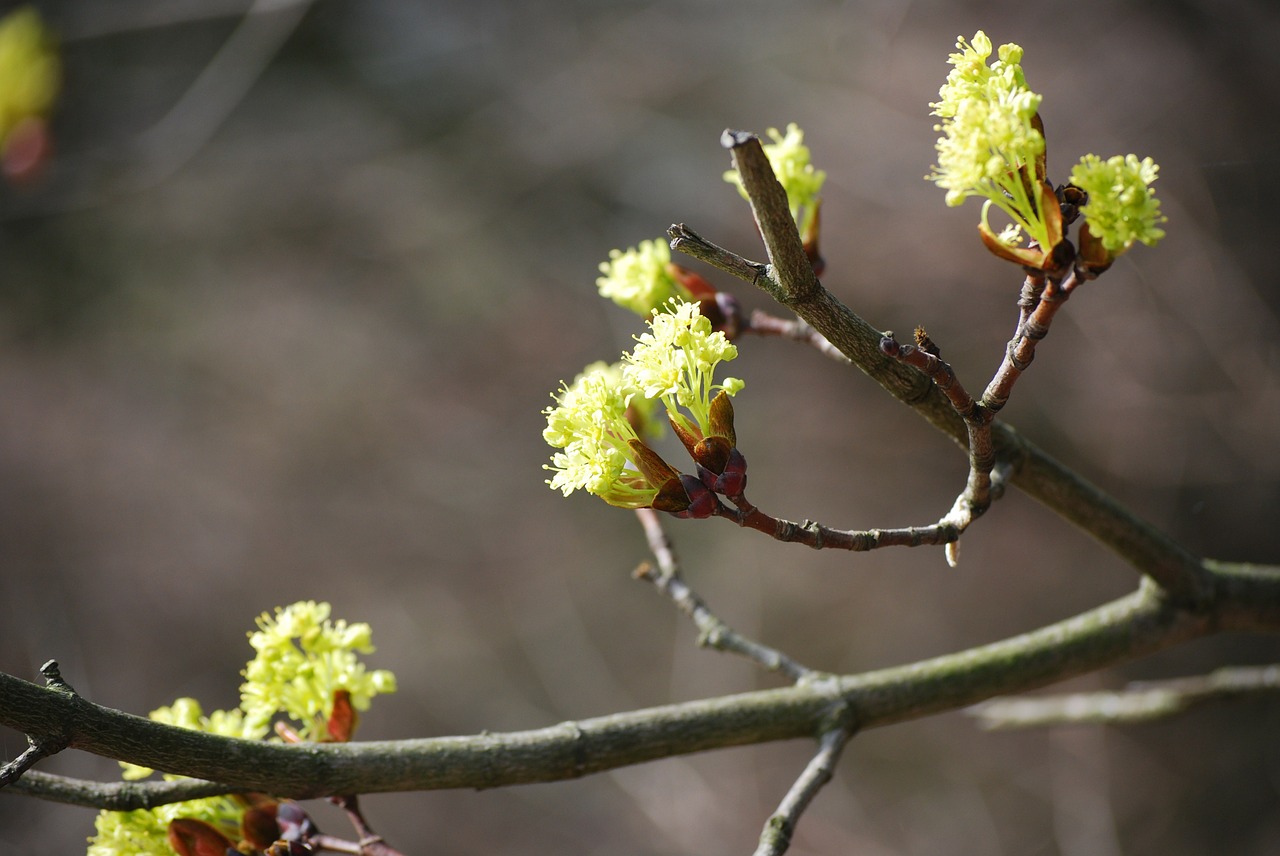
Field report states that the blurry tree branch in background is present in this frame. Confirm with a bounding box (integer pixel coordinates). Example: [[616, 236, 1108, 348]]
[[970, 664, 1280, 729]]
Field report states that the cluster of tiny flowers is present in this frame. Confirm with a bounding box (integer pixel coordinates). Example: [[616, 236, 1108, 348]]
[[725, 123, 826, 237], [928, 31, 1050, 250], [1069, 154, 1166, 252], [623, 300, 743, 441], [87, 602, 396, 856], [0, 7, 58, 147], [88, 795, 244, 856], [542, 362, 655, 507], [543, 301, 742, 508], [596, 239, 691, 316], [241, 600, 398, 740]]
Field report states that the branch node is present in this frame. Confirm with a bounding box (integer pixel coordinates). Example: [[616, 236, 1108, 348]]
[[40, 660, 77, 696]]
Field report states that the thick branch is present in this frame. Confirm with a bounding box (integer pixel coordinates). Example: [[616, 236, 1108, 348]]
[[4, 564, 1277, 807]]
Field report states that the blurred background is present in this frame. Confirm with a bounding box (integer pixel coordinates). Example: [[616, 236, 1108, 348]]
[[1, 0, 1278, 853]]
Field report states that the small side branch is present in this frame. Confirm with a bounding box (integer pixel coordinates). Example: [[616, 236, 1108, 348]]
[[752, 723, 856, 856], [716, 498, 961, 551], [969, 664, 1280, 729], [634, 509, 813, 682], [745, 310, 851, 364], [980, 270, 1081, 414], [4, 770, 242, 810], [668, 223, 771, 287]]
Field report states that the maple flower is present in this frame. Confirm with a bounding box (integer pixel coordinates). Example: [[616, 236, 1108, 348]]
[[239, 600, 397, 741], [1069, 153, 1166, 253], [928, 32, 1053, 254], [622, 299, 744, 444], [0, 7, 58, 147], [725, 123, 826, 238], [596, 239, 692, 316], [89, 697, 254, 856], [543, 361, 682, 509]]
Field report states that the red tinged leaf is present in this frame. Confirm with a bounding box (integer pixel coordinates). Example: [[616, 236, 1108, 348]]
[[627, 439, 680, 488], [242, 801, 282, 850], [667, 263, 717, 301], [167, 818, 235, 856], [706, 391, 737, 447], [327, 689, 358, 742]]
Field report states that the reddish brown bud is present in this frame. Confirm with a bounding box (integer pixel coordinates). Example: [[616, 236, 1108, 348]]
[[242, 802, 282, 850], [326, 689, 358, 742], [669, 414, 702, 459], [707, 391, 737, 447], [693, 436, 732, 478], [1075, 221, 1113, 277], [168, 818, 235, 856], [651, 477, 693, 514], [628, 439, 681, 487], [668, 263, 718, 301], [803, 198, 825, 277], [2, 117, 52, 186], [671, 474, 718, 519], [698, 448, 748, 497]]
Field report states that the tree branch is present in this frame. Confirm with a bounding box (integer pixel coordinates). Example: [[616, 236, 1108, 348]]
[[969, 664, 1280, 729], [668, 131, 1215, 605], [3, 770, 243, 810], [752, 724, 855, 856], [4, 564, 1277, 808]]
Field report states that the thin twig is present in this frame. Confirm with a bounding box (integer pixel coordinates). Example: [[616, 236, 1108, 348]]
[[969, 664, 1280, 729], [745, 310, 850, 364], [326, 794, 406, 856], [633, 509, 813, 682], [2, 770, 243, 810], [712, 496, 961, 552], [752, 724, 856, 856], [980, 269, 1081, 414]]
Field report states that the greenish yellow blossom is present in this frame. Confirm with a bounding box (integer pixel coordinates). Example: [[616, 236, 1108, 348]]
[[543, 362, 666, 508], [240, 600, 397, 741], [0, 7, 58, 147], [928, 32, 1051, 252], [92, 701, 249, 856], [597, 239, 691, 316], [623, 299, 744, 444], [88, 795, 244, 856], [1069, 153, 1166, 253], [88, 602, 395, 856], [725, 123, 826, 237]]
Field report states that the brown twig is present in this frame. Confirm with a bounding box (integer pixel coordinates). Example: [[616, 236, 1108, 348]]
[[711, 496, 962, 552], [744, 309, 851, 364]]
